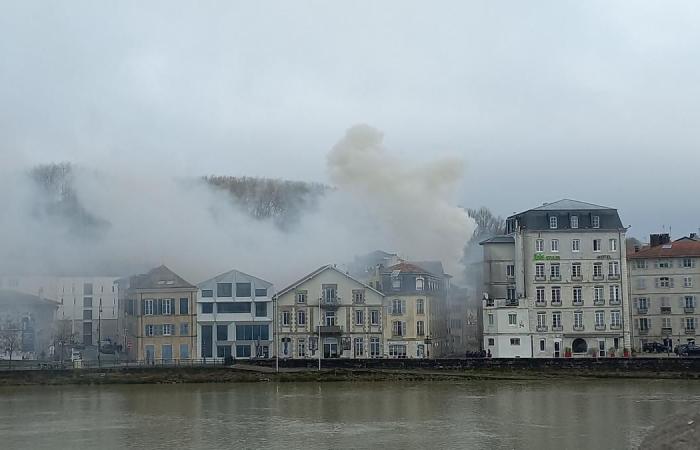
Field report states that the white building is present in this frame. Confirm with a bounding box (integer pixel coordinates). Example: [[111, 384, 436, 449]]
[[196, 269, 273, 360], [481, 200, 631, 358], [274, 265, 385, 359]]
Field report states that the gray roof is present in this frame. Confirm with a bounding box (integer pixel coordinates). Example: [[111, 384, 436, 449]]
[[409, 260, 447, 277], [197, 269, 272, 289], [275, 264, 384, 298], [128, 265, 195, 290], [479, 235, 515, 245], [528, 199, 614, 212]]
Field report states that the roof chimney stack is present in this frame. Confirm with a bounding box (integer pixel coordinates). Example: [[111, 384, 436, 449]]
[[650, 233, 671, 247]]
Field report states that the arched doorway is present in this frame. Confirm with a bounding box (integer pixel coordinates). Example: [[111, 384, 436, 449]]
[[572, 338, 588, 354]]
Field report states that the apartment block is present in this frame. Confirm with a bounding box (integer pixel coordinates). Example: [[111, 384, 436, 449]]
[[628, 234, 700, 350], [482, 199, 630, 358]]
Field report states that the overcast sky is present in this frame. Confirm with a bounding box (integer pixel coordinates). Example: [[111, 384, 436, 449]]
[[2, 1, 699, 240]]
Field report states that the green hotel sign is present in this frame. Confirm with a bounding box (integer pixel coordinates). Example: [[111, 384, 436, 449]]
[[534, 253, 560, 261]]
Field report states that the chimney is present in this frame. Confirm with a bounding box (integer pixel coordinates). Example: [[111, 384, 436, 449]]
[[690, 233, 698, 240], [650, 233, 671, 247]]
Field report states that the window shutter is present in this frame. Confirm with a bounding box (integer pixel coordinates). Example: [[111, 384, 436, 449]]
[[156, 299, 162, 315], [668, 260, 674, 268], [633, 298, 638, 308], [670, 278, 675, 288], [655, 278, 659, 288], [141, 299, 146, 315], [402, 321, 407, 336], [693, 260, 698, 268]]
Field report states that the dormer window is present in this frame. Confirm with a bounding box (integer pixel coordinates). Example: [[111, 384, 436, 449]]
[[549, 216, 558, 229], [416, 277, 424, 291], [592, 216, 600, 228], [392, 277, 401, 289], [570, 216, 578, 229]]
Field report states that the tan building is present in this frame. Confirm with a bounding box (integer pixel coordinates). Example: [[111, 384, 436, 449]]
[[628, 234, 700, 351], [118, 266, 198, 363], [274, 265, 384, 359]]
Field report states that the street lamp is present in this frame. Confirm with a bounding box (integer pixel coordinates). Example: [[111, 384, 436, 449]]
[[424, 335, 432, 359]]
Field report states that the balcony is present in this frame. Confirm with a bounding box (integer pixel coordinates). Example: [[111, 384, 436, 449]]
[[608, 274, 621, 281], [535, 300, 547, 307], [593, 275, 605, 281], [573, 325, 585, 331], [505, 299, 519, 307], [661, 327, 672, 335], [637, 308, 648, 315], [551, 300, 562, 307], [685, 328, 697, 335], [550, 275, 562, 282], [594, 299, 605, 306], [535, 275, 546, 282], [552, 325, 563, 332], [661, 306, 672, 315], [609, 299, 621, 306], [316, 325, 342, 334], [572, 300, 583, 307], [685, 307, 696, 314], [610, 324, 622, 331], [638, 328, 650, 335], [536, 325, 548, 332], [595, 324, 607, 331], [320, 297, 341, 308], [571, 275, 583, 282]]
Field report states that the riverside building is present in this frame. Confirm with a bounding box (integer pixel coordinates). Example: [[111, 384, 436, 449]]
[[628, 234, 700, 351], [482, 200, 631, 358]]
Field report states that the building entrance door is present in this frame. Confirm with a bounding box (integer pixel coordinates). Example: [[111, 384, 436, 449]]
[[554, 341, 561, 358], [324, 342, 338, 358]]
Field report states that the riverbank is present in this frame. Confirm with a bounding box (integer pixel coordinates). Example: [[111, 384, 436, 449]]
[[2, 357, 700, 386]]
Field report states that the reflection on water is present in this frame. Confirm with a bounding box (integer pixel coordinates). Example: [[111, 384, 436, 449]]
[[0, 380, 698, 449]]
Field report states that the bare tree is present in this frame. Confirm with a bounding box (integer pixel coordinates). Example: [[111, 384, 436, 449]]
[[52, 320, 77, 364], [0, 320, 22, 369]]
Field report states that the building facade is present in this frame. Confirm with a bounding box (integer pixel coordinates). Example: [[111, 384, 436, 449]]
[[482, 200, 631, 358], [0, 289, 58, 360], [197, 269, 273, 360], [274, 265, 384, 359], [628, 234, 700, 351], [118, 266, 198, 362]]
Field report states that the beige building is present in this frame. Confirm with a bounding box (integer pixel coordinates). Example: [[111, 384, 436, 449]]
[[118, 266, 198, 362], [628, 234, 700, 351], [274, 265, 384, 359]]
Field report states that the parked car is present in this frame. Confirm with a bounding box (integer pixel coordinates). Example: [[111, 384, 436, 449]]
[[676, 343, 698, 356], [643, 342, 669, 353]]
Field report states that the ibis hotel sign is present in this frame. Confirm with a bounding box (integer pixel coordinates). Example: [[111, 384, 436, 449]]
[[534, 253, 560, 261]]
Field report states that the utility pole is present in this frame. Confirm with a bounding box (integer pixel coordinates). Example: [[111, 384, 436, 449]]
[[97, 298, 102, 367], [274, 295, 279, 373], [318, 290, 322, 371]]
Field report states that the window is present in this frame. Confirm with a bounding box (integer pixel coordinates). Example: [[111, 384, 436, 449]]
[[550, 264, 560, 279], [573, 287, 582, 304], [83, 283, 93, 295], [610, 239, 617, 251], [572, 239, 580, 252], [637, 297, 649, 310], [594, 286, 604, 303], [392, 276, 401, 289], [296, 291, 307, 303], [552, 312, 562, 328], [391, 299, 405, 315], [536, 264, 545, 279], [488, 338, 495, 346], [551, 239, 559, 252], [144, 299, 154, 315], [593, 263, 603, 278], [392, 321, 406, 336], [201, 326, 213, 357], [83, 297, 92, 308], [488, 313, 494, 325], [539, 339, 546, 352], [417, 344, 425, 358], [145, 324, 155, 336], [353, 290, 365, 303], [658, 260, 671, 268], [415, 277, 424, 291], [83, 309, 92, 320], [236, 345, 251, 358], [355, 309, 364, 325], [510, 338, 521, 346], [551, 287, 561, 304], [662, 317, 671, 328], [536, 287, 545, 303], [217, 302, 251, 313], [593, 239, 602, 252], [325, 311, 336, 326], [416, 299, 425, 315], [180, 322, 189, 336], [163, 324, 173, 336], [235, 324, 269, 341], [685, 296, 695, 308], [180, 344, 189, 359], [370, 310, 380, 326], [658, 277, 672, 288], [354, 338, 364, 356], [201, 289, 213, 298], [217, 283, 233, 297], [389, 344, 407, 358], [686, 317, 696, 330], [684, 277, 693, 288], [549, 216, 558, 229], [297, 309, 306, 326], [572, 263, 582, 278], [282, 310, 290, 326], [635, 260, 648, 269], [570, 215, 579, 229], [255, 302, 267, 317], [609, 285, 620, 304], [611, 311, 621, 327], [216, 325, 228, 341], [609, 261, 620, 277], [683, 258, 694, 268], [417, 320, 425, 336], [370, 337, 380, 357], [636, 278, 647, 289], [592, 215, 600, 228], [201, 302, 214, 314], [536, 239, 545, 252], [506, 265, 515, 278], [507, 287, 516, 301], [639, 318, 650, 331], [537, 312, 546, 328], [298, 339, 306, 357], [322, 285, 337, 302], [508, 313, 517, 326], [595, 311, 605, 327], [216, 345, 231, 358], [179, 298, 189, 315], [236, 283, 252, 297], [162, 298, 173, 315], [574, 311, 583, 328]]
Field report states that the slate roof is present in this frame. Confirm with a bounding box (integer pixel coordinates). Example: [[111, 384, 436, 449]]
[[275, 265, 384, 298], [128, 265, 195, 290], [529, 199, 614, 212], [480, 235, 515, 245], [0, 289, 60, 307], [508, 199, 624, 231]]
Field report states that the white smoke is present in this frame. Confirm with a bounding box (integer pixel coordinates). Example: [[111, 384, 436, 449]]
[[327, 124, 475, 276]]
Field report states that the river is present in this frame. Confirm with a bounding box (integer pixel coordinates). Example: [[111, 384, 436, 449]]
[[0, 380, 698, 449]]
